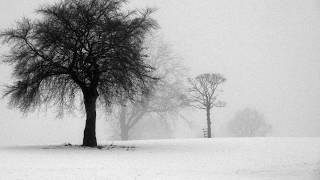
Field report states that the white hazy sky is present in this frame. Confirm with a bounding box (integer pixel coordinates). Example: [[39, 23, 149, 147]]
[[0, 0, 320, 145]]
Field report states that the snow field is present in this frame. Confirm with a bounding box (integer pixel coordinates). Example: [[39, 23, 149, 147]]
[[0, 138, 319, 180]]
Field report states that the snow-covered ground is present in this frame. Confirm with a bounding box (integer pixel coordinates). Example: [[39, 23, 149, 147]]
[[0, 138, 319, 180]]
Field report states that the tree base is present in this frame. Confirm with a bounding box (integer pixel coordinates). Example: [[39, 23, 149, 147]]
[[82, 139, 97, 147], [83, 129, 97, 147]]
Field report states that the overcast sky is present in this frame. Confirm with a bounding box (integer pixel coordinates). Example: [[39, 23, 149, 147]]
[[0, 0, 320, 145]]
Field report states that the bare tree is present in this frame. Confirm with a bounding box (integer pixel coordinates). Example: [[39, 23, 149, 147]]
[[112, 38, 188, 140], [0, 0, 157, 147], [188, 73, 226, 138], [227, 108, 272, 137]]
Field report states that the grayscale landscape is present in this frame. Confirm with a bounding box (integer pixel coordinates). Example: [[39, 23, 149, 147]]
[[0, 0, 319, 179]]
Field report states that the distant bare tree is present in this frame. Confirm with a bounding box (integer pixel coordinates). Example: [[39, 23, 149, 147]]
[[0, 0, 157, 147], [188, 73, 226, 138], [227, 108, 272, 137], [112, 38, 188, 140]]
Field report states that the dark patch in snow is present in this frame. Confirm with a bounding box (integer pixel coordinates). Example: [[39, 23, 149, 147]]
[[38, 143, 136, 151], [98, 144, 136, 151]]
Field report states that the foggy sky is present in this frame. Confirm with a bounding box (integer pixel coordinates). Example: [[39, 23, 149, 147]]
[[0, 0, 320, 145]]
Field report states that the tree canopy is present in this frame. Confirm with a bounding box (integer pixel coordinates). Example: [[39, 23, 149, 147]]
[[112, 36, 188, 140], [1, 0, 158, 146]]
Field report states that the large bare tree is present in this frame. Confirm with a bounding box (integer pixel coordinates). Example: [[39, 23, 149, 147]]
[[112, 38, 188, 140], [188, 73, 226, 138], [0, 0, 157, 147]]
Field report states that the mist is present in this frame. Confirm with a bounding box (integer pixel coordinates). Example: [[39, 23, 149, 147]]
[[0, 0, 320, 146]]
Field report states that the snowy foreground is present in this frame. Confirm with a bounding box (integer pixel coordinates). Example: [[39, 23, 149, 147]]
[[0, 138, 320, 180]]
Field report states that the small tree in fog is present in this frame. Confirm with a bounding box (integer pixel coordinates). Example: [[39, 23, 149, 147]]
[[188, 73, 226, 138], [113, 38, 188, 140], [0, 0, 157, 147], [227, 108, 272, 137]]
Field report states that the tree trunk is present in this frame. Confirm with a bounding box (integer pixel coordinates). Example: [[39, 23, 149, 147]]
[[120, 126, 129, 140], [119, 106, 129, 140], [206, 107, 212, 138], [82, 88, 98, 147]]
